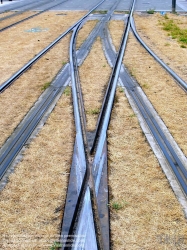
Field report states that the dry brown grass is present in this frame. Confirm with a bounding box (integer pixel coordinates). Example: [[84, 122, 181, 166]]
[[79, 36, 111, 131], [108, 20, 125, 51], [0, 34, 70, 148], [108, 88, 187, 250], [0, 11, 86, 84], [0, 89, 74, 249], [0, 11, 39, 29], [76, 20, 98, 49], [123, 33, 187, 157], [134, 13, 187, 83]]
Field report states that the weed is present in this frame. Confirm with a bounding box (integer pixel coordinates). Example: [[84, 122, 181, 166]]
[[162, 17, 187, 46], [50, 241, 62, 250], [93, 10, 107, 14], [62, 61, 67, 66], [129, 113, 136, 118], [147, 9, 155, 14], [118, 87, 124, 93], [142, 83, 149, 89], [103, 64, 106, 67], [164, 14, 169, 19], [87, 108, 100, 115], [110, 200, 128, 210], [41, 82, 51, 90], [164, 42, 170, 46], [64, 86, 71, 96], [181, 44, 186, 48]]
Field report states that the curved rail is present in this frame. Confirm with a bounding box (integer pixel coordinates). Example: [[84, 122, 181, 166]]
[[61, 0, 136, 249], [0, 0, 105, 93], [90, 0, 136, 153], [130, 17, 187, 92], [0, 0, 68, 33], [102, 16, 187, 196]]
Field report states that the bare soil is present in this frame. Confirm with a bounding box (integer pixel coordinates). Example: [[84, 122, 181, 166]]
[[0, 89, 74, 249]]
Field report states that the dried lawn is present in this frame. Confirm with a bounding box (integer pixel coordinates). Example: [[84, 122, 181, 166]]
[[108, 20, 125, 51], [76, 20, 98, 49], [134, 13, 187, 84], [124, 33, 187, 157], [108, 88, 187, 250], [79, 36, 111, 131], [0, 34, 70, 148], [0, 89, 74, 249], [110, 19, 187, 156], [0, 11, 39, 29], [0, 11, 86, 84]]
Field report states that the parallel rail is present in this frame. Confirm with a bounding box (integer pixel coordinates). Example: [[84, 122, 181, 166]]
[[0, 0, 69, 33], [0, 0, 106, 181], [60, 1, 136, 249], [0, 0, 105, 93]]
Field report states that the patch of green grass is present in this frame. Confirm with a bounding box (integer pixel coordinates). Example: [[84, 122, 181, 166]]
[[147, 9, 155, 14], [118, 87, 124, 93], [110, 200, 128, 211], [164, 14, 169, 19], [142, 83, 149, 89], [62, 61, 67, 66], [181, 44, 186, 48], [129, 113, 136, 118], [41, 82, 51, 90], [93, 10, 107, 14], [162, 17, 187, 46], [50, 241, 62, 250], [164, 42, 170, 46], [87, 108, 100, 115], [63, 86, 71, 96]]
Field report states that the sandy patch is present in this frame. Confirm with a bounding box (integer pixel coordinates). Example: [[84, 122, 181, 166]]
[[108, 88, 187, 250], [0, 88, 74, 249]]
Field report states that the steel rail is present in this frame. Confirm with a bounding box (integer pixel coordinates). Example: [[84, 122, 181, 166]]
[[0, 0, 68, 32], [0, 0, 41, 14], [130, 17, 187, 92], [90, 0, 136, 154], [0, 0, 55, 22], [61, 1, 136, 249], [0, 0, 105, 93], [0, 7, 107, 182], [102, 20, 187, 196]]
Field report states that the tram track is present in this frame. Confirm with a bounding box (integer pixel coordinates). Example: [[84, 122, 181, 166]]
[[0, 0, 69, 33], [0, 0, 187, 248], [103, 15, 187, 206], [0, 0, 107, 187]]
